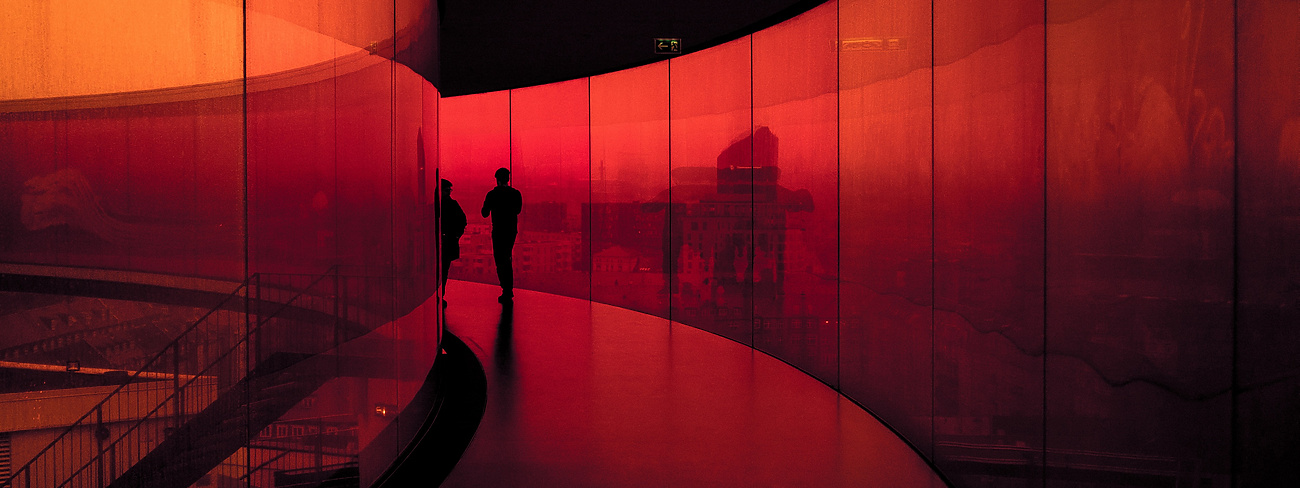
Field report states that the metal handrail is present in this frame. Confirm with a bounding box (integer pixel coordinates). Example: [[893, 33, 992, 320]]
[[2, 266, 345, 488], [51, 268, 342, 488], [1, 276, 251, 488]]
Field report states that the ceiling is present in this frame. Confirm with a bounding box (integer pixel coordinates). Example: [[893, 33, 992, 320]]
[[435, 0, 824, 96]]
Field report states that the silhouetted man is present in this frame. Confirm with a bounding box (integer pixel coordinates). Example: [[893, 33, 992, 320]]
[[439, 179, 467, 306], [482, 167, 522, 303]]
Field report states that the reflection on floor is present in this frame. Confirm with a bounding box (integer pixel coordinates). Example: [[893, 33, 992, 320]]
[[440, 280, 946, 487]]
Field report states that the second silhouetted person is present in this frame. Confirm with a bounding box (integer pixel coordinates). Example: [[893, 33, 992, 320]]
[[482, 167, 522, 303], [439, 179, 467, 307]]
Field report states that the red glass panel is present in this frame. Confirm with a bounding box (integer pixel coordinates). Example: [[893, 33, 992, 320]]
[[2, 81, 244, 280], [1046, 0, 1234, 484], [0, 115, 61, 265], [590, 62, 671, 317], [1235, 1, 1299, 485], [335, 61, 396, 276], [932, 0, 1045, 485], [396, 68, 427, 289], [838, 0, 935, 453], [48, 111, 132, 271], [669, 37, 753, 345], [392, 65, 438, 480], [510, 79, 592, 299], [752, 2, 839, 382], [438, 91, 511, 292], [418, 82, 441, 292], [246, 74, 339, 275], [191, 103, 248, 278]]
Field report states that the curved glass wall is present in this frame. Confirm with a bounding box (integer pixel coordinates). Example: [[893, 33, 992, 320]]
[[1, 0, 1295, 486], [1, 1, 441, 486], [437, 0, 1294, 486]]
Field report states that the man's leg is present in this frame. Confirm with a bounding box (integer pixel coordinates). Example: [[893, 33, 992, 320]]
[[492, 232, 516, 299], [502, 232, 516, 296]]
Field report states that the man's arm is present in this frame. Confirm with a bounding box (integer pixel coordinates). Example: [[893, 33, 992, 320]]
[[481, 191, 492, 218]]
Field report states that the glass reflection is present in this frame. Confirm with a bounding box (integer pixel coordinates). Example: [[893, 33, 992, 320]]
[[0, 0, 1289, 485], [590, 62, 671, 317], [668, 37, 753, 345]]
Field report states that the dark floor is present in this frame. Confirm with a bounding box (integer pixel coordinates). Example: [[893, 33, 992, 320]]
[[440, 280, 945, 487]]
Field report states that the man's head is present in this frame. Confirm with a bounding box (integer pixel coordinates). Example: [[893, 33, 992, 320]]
[[440, 179, 453, 195], [494, 167, 510, 185]]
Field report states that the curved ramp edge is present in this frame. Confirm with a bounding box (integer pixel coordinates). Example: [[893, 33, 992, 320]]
[[370, 331, 488, 488]]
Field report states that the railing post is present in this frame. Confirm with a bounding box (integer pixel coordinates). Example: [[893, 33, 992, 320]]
[[95, 406, 104, 487], [108, 442, 116, 484], [334, 268, 341, 353], [245, 274, 257, 485], [255, 273, 263, 364], [315, 416, 324, 473], [173, 344, 181, 432]]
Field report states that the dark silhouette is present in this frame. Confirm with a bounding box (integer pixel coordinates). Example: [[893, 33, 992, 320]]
[[481, 167, 522, 303], [439, 179, 468, 305]]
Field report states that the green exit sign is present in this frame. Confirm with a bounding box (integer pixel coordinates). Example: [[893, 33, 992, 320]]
[[654, 38, 681, 55]]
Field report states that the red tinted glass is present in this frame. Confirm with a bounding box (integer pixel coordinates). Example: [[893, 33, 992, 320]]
[[838, 0, 935, 452], [591, 62, 671, 317], [669, 37, 754, 345], [752, 2, 839, 382]]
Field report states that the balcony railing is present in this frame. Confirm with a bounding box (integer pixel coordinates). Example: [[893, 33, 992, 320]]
[[1, 266, 431, 488]]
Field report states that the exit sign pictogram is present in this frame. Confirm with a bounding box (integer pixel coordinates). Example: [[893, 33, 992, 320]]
[[654, 38, 681, 54]]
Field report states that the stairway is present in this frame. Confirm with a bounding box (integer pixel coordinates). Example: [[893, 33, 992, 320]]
[[108, 352, 332, 488]]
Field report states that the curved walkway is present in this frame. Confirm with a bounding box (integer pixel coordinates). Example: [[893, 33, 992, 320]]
[[440, 280, 945, 487]]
